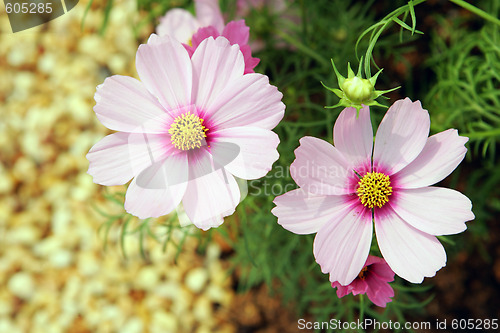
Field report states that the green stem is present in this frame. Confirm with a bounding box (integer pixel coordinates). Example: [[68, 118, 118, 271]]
[[274, 30, 329, 67], [449, 0, 500, 26], [359, 294, 365, 322], [282, 120, 328, 127], [359, 0, 427, 76], [461, 128, 500, 140]]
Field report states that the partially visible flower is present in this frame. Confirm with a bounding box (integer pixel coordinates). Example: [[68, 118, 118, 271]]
[[157, 0, 260, 73], [236, 0, 299, 53], [186, 21, 260, 74], [87, 35, 285, 230], [156, 0, 224, 44], [272, 98, 474, 285], [236, 0, 287, 18], [322, 59, 398, 114], [332, 256, 395, 308]]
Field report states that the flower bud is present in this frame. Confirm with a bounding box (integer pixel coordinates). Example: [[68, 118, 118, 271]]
[[341, 76, 374, 103], [322, 58, 399, 116]]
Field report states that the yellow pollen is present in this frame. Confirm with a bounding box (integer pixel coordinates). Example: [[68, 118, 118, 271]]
[[356, 172, 392, 209], [168, 113, 207, 151]]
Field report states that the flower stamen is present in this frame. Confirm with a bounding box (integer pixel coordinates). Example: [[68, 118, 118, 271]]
[[356, 172, 392, 208], [358, 266, 369, 280], [169, 113, 208, 151]]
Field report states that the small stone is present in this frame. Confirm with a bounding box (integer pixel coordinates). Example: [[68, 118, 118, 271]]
[[121, 317, 143, 333], [51, 205, 71, 235], [0, 299, 12, 316], [0, 318, 23, 333], [38, 53, 57, 74], [101, 305, 125, 326], [135, 266, 159, 291], [154, 281, 180, 300], [49, 250, 73, 268], [150, 311, 178, 333], [8, 272, 35, 299], [66, 95, 92, 123], [7, 225, 39, 245], [77, 252, 100, 276], [70, 173, 96, 201], [7, 46, 33, 67], [33, 237, 62, 258], [185, 267, 208, 293], [193, 296, 212, 322], [12, 72, 35, 100], [0, 172, 13, 194], [206, 243, 221, 262], [32, 310, 50, 328], [57, 311, 76, 330], [206, 285, 231, 306], [171, 288, 193, 316], [108, 54, 127, 74]]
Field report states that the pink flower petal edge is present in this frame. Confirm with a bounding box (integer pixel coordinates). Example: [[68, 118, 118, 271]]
[[156, 1, 259, 74], [189, 20, 260, 74], [332, 256, 395, 307]]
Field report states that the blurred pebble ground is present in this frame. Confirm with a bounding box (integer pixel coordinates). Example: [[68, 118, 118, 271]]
[[0, 1, 238, 332]]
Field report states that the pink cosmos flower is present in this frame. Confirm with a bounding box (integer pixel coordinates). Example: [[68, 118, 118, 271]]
[[87, 35, 285, 230], [157, 0, 225, 44], [272, 98, 474, 285], [157, 0, 260, 74], [186, 21, 260, 74], [332, 256, 395, 308]]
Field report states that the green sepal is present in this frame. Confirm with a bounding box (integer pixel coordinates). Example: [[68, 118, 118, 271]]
[[323, 58, 400, 115]]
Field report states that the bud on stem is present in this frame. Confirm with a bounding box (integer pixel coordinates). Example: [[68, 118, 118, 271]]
[[322, 58, 399, 116]]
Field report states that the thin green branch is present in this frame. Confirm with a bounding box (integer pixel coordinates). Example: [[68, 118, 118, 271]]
[[449, 0, 500, 27], [274, 30, 329, 67]]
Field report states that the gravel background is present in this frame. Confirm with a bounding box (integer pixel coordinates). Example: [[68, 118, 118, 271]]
[[0, 1, 242, 332]]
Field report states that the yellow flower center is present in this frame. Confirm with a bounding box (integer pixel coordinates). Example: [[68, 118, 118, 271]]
[[356, 172, 393, 209], [168, 113, 207, 151]]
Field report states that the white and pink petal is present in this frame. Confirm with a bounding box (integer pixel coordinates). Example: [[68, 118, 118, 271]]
[[195, 0, 225, 32], [182, 149, 241, 230], [333, 105, 373, 173], [210, 126, 279, 180], [156, 8, 200, 43], [272, 189, 356, 235], [94, 75, 172, 133], [136, 35, 193, 111], [393, 129, 468, 188], [314, 203, 373, 286], [205, 73, 285, 130], [390, 187, 474, 236], [290, 136, 355, 196], [87, 132, 174, 186], [373, 98, 430, 175], [124, 152, 189, 219], [191, 37, 245, 115], [374, 206, 447, 283]]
